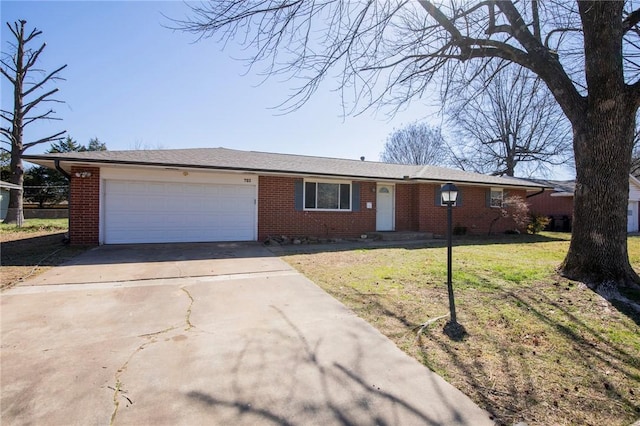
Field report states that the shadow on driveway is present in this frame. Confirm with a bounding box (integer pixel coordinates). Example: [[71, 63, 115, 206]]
[[22, 242, 289, 286]]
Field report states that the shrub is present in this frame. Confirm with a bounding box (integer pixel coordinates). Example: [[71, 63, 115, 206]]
[[453, 224, 467, 235], [527, 214, 551, 234]]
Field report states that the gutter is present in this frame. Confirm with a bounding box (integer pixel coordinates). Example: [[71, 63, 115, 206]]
[[54, 159, 71, 180]]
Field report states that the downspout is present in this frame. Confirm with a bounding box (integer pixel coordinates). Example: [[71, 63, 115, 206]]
[[54, 159, 70, 179], [55, 160, 71, 244]]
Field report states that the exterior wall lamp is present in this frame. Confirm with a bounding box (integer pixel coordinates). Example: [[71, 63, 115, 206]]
[[74, 171, 92, 178]]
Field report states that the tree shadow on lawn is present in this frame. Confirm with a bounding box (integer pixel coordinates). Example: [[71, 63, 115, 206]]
[[0, 232, 83, 267], [417, 290, 640, 425], [329, 281, 640, 425]]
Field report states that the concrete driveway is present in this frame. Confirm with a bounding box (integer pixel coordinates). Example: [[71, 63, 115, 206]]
[[1, 243, 494, 425]]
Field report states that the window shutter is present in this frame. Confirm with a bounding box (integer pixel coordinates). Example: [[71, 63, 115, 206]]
[[435, 186, 442, 206], [352, 182, 360, 211], [486, 188, 492, 207], [294, 179, 303, 211], [456, 188, 463, 207]]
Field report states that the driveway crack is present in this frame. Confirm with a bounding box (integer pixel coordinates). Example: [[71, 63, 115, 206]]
[[109, 338, 153, 425], [108, 286, 196, 423], [181, 286, 195, 331]]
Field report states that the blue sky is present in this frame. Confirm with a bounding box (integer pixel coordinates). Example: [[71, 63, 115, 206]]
[[1, 0, 438, 163]]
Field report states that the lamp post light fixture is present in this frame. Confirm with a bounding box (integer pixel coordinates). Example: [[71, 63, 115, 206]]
[[441, 182, 460, 330]]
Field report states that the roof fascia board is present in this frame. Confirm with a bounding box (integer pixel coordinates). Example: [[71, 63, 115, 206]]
[[23, 155, 544, 189]]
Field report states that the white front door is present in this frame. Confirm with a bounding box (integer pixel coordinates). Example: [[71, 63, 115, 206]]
[[628, 201, 639, 233], [376, 184, 394, 231]]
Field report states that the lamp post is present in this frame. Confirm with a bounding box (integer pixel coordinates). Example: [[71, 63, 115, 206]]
[[441, 182, 459, 326]]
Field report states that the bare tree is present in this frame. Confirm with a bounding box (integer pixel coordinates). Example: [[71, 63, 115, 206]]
[[380, 122, 446, 165], [172, 2, 640, 291], [0, 20, 67, 225], [446, 65, 572, 177]]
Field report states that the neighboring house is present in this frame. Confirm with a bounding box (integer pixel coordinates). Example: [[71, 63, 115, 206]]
[[528, 176, 640, 233], [24, 148, 546, 245], [0, 180, 22, 220]]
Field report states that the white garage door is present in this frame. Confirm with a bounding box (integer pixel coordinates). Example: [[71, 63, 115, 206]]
[[628, 201, 639, 233], [104, 180, 256, 244]]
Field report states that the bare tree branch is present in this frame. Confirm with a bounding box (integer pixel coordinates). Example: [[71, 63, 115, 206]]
[[1, 19, 66, 225], [23, 130, 66, 151], [23, 63, 67, 98], [623, 7, 640, 33], [446, 64, 572, 177]]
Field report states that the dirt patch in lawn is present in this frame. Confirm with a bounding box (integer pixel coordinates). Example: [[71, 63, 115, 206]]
[[282, 235, 640, 426], [1, 229, 87, 290]]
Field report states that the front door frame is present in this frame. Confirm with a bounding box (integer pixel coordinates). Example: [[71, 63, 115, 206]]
[[376, 183, 395, 231]]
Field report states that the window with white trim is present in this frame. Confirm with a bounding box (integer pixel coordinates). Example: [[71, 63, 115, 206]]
[[304, 180, 351, 210], [490, 188, 504, 208]]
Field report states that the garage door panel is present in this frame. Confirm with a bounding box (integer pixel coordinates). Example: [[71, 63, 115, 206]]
[[104, 179, 256, 244]]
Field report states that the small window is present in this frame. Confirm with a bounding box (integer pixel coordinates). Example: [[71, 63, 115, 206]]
[[304, 180, 351, 211], [379, 187, 390, 194], [490, 188, 503, 208]]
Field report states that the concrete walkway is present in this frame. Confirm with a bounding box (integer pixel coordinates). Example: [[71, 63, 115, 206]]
[[1, 243, 494, 425]]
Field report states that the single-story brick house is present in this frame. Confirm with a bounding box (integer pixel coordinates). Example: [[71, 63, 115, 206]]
[[527, 176, 640, 233], [24, 148, 546, 245]]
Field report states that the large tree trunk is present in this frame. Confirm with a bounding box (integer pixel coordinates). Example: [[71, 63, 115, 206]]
[[561, 106, 639, 289], [559, 2, 640, 291], [3, 149, 24, 226]]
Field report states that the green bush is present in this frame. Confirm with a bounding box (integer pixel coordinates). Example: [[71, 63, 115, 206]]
[[527, 214, 551, 234]]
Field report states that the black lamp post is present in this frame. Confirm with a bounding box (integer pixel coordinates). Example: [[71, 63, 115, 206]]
[[441, 182, 459, 327]]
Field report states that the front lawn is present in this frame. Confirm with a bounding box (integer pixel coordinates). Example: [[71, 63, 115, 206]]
[[283, 232, 640, 426], [1, 218, 87, 290]]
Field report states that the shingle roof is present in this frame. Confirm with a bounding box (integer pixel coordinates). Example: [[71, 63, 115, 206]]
[[526, 178, 575, 193], [23, 147, 545, 189]]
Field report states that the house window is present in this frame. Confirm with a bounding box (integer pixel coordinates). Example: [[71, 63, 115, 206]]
[[490, 188, 504, 208], [304, 181, 351, 210]]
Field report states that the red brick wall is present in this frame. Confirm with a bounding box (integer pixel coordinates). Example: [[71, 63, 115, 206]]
[[527, 190, 574, 218], [68, 170, 533, 245], [257, 176, 377, 240], [69, 166, 100, 245], [414, 184, 529, 236], [258, 177, 528, 239], [395, 184, 417, 231]]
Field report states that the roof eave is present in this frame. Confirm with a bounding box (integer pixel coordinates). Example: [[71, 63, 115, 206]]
[[23, 155, 545, 190]]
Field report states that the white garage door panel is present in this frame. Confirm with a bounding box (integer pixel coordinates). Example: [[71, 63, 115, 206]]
[[104, 180, 256, 244]]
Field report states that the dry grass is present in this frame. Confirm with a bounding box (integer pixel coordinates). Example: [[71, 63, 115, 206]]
[[282, 233, 640, 426], [1, 219, 87, 290]]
